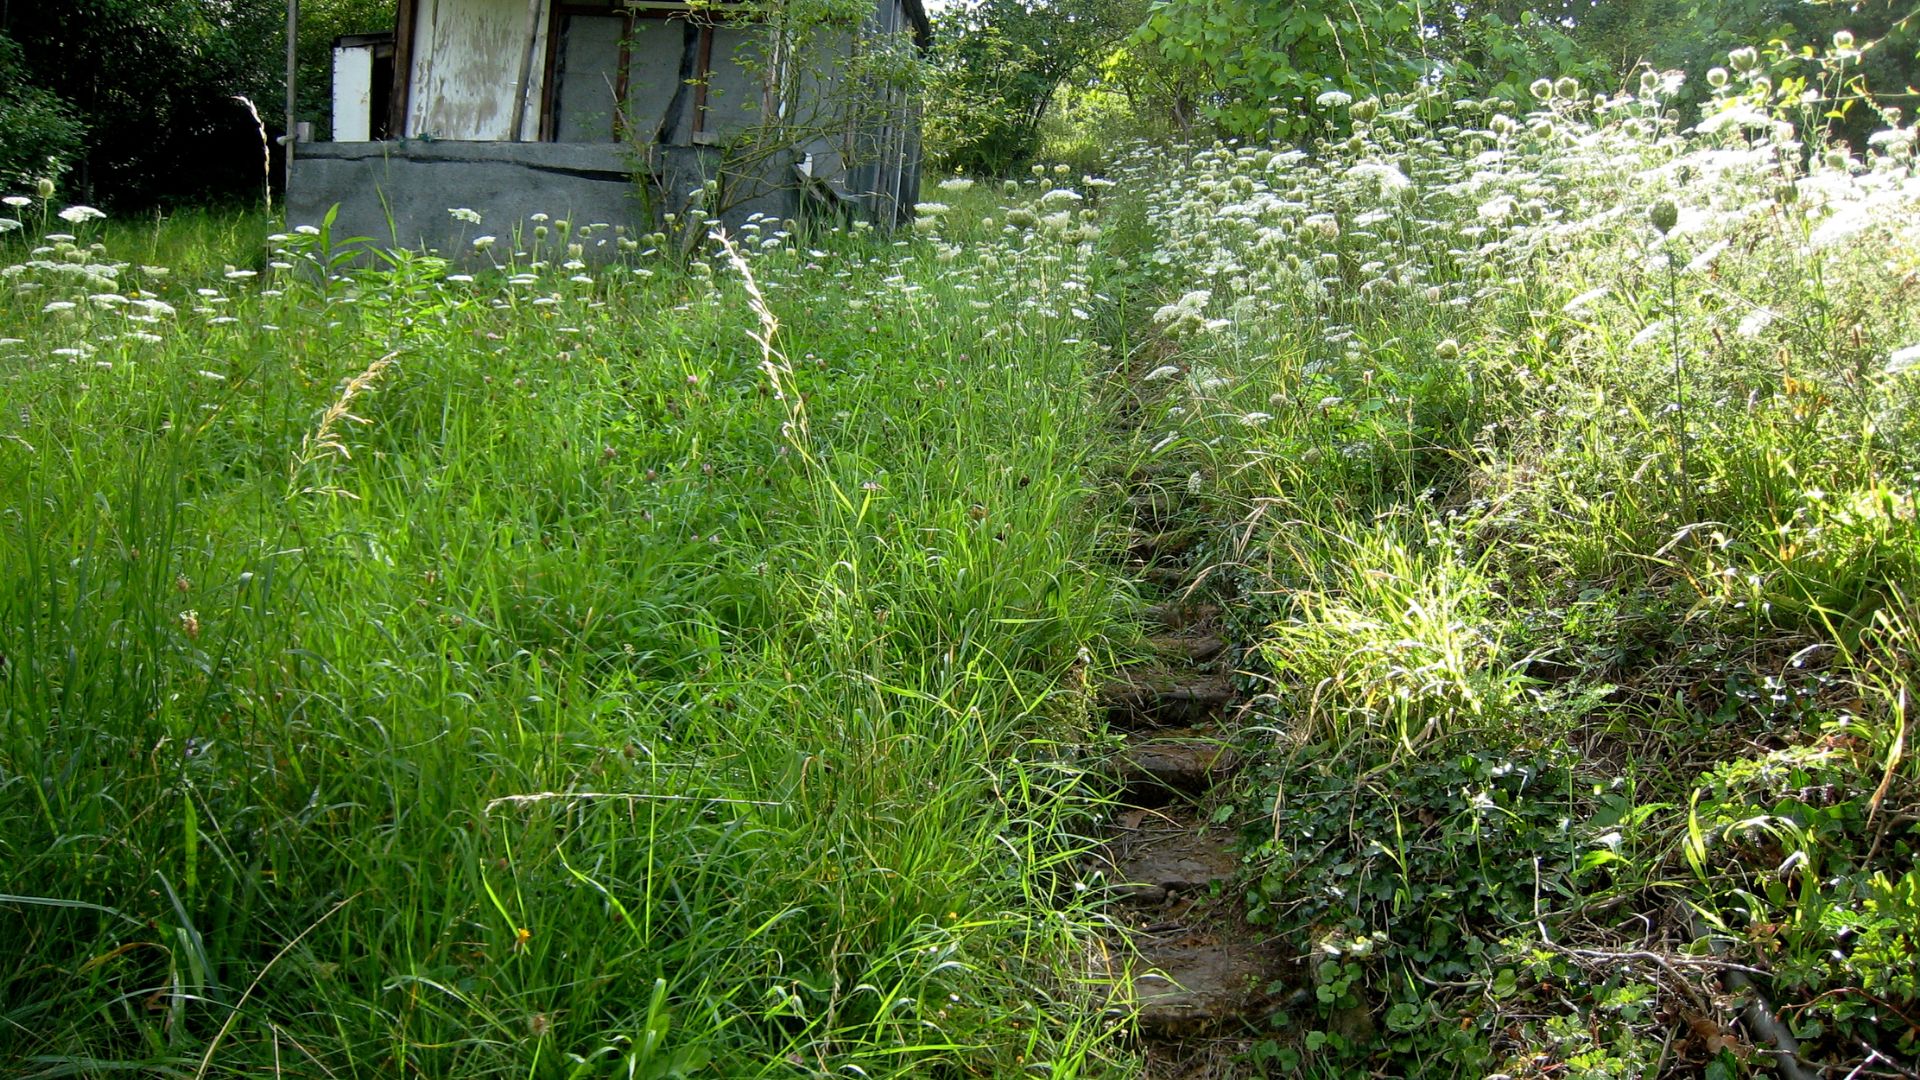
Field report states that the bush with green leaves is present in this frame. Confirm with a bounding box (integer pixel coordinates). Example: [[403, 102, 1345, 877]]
[[0, 34, 84, 193], [1100, 28, 1920, 1076]]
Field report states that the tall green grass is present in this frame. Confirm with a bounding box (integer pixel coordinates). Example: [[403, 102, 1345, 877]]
[[1, 192, 1135, 1074]]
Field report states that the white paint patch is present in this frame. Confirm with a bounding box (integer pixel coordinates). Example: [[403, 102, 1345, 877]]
[[332, 44, 375, 141]]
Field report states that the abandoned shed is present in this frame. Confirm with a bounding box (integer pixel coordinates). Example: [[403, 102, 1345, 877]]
[[287, 0, 929, 255]]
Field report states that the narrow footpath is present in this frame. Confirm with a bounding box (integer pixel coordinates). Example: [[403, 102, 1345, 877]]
[[1086, 365, 1288, 1077]]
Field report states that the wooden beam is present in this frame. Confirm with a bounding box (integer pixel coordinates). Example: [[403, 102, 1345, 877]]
[[389, 0, 418, 138], [692, 22, 713, 137], [284, 0, 299, 163], [613, 9, 634, 141], [510, 0, 545, 140]]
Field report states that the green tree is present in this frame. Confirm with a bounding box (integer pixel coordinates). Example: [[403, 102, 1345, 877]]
[[1134, 0, 1427, 141], [0, 33, 86, 193], [926, 0, 1143, 174], [1, 0, 284, 206]]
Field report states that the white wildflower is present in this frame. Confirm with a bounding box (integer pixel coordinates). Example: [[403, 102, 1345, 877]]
[[1477, 195, 1516, 223], [1809, 208, 1872, 249], [447, 207, 482, 223], [1685, 239, 1729, 274], [1867, 128, 1914, 153], [1694, 104, 1775, 137], [1304, 214, 1340, 241], [2, 196, 30, 208], [1737, 308, 1777, 338], [1152, 289, 1212, 325], [57, 206, 106, 224], [1316, 90, 1354, 109], [1346, 161, 1411, 192], [937, 177, 975, 192], [1563, 287, 1609, 315]]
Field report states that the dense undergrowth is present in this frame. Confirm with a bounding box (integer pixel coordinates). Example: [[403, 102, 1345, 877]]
[[4, 28, 1920, 1080], [1103, 36, 1920, 1079], [0, 188, 1138, 1074]]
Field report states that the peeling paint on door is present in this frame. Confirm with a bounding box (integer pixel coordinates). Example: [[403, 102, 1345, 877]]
[[407, 0, 550, 140]]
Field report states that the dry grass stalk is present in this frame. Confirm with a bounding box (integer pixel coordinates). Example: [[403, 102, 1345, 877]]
[[714, 230, 812, 451], [289, 350, 399, 498]]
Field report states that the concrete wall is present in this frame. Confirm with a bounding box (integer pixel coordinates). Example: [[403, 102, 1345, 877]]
[[624, 19, 692, 142], [546, 15, 694, 145], [287, 140, 801, 259], [705, 26, 767, 139], [288, 141, 638, 257]]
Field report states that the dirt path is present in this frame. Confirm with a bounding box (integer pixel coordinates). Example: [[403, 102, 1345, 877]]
[[1087, 451, 1289, 1076]]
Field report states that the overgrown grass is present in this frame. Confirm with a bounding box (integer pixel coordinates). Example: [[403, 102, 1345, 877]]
[[0, 191, 1138, 1075], [6, 29, 1919, 1079], [1099, 39, 1920, 1079]]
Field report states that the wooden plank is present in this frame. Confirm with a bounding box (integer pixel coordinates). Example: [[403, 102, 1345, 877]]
[[613, 10, 633, 140], [539, 0, 566, 138], [692, 22, 713, 136], [510, 0, 545, 140], [389, 0, 418, 137]]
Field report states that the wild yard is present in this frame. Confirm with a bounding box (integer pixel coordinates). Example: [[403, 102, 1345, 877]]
[[4, 38, 1920, 1080]]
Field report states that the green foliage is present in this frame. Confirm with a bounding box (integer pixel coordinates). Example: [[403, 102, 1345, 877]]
[[0, 188, 1132, 1072], [1, 0, 285, 206], [0, 34, 86, 192], [1637, 0, 1920, 150], [1136, 0, 1426, 141], [1097, 31, 1920, 1074], [925, 0, 1144, 175], [1035, 83, 1170, 176], [1428, 9, 1617, 113]]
